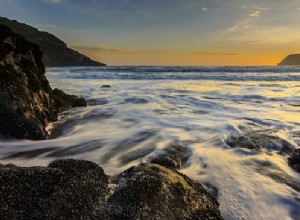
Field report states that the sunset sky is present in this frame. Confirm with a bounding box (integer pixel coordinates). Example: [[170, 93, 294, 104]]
[[1, 0, 300, 66]]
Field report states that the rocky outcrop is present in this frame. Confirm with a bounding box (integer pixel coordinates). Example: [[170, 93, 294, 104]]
[[0, 159, 223, 219], [225, 126, 295, 155], [278, 54, 300, 66], [0, 16, 106, 67], [108, 163, 222, 219], [0, 24, 86, 140]]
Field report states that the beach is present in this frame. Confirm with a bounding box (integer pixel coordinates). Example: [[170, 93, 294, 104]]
[[1, 66, 300, 219]]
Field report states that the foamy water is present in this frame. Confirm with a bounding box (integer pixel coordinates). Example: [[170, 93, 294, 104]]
[[1, 66, 300, 220]]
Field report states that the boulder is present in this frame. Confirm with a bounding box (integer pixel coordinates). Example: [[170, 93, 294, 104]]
[[0, 159, 110, 219], [108, 163, 222, 219], [0, 24, 86, 140], [0, 159, 223, 220], [225, 126, 294, 155]]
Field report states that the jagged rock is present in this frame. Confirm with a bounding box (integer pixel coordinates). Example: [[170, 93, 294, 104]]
[[52, 88, 87, 111], [150, 142, 192, 170], [0, 16, 106, 67], [278, 54, 300, 66], [0, 159, 223, 220], [0, 24, 86, 140], [226, 126, 294, 155]]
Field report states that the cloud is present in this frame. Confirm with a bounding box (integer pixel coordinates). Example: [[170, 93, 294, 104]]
[[42, 0, 63, 3], [215, 18, 300, 46], [241, 5, 270, 17], [71, 45, 138, 55], [201, 7, 208, 12], [249, 11, 260, 17], [192, 51, 238, 56]]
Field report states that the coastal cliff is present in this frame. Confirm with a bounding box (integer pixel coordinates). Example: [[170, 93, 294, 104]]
[[0, 24, 86, 140], [0, 17, 106, 67], [278, 54, 300, 66]]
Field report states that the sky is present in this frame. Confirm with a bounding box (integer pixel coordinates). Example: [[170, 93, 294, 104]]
[[1, 0, 300, 66]]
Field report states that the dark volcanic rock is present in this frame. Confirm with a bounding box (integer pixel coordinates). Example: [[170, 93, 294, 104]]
[[288, 149, 300, 173], [0, 159, 110, 220], [52, 88, 87, 111], [278, 54, 300, 66], [150, 142, 192, 170], [0, 16, 106, 67], [108, 163, 222, 219], [226, 126, 295, 155], [0, 24, 86, 140], [0, 159, 223, 220], [101, 84, 111, 88], [150, 155, 182, 169]]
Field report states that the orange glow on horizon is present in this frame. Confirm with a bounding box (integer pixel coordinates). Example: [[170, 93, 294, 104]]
[[74, 48, 286, 66]]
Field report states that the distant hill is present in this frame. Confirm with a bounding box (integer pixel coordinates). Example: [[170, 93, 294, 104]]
[[278, 54, 300, 66], [0, 17, 106, 67]]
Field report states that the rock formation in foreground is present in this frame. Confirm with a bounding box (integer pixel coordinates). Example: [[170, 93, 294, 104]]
[[0, 16, 106, 67], [0, 24, 86, 140], [278, 54, 300, 66], [0, 159, 223, 220]]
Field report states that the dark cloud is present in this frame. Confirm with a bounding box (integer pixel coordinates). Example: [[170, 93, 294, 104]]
[[71, 45, 138, 55]]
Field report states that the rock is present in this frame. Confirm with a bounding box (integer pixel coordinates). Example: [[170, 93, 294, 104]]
[[226, 126, 294, 154], [0, 16, 106, 67], [0, 24, 86, 140], [101, 85, 111, 88], [278, 54, 300, 66], [288, 149, 300, 173], [108, 163, 222, 219], [0, 163, 18, 168], [0, 159, 223, 219], [151, 142, 192, 169], [0, 159, 110, 219], [52, 88, 87, 111], [124, 97, 149, 104], [150, 155, 181, 169], [47, 159, 111, 219], [0, 166, 64, 220]]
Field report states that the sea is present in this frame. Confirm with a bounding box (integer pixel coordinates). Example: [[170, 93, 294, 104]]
[[1, 66, 300, 220]]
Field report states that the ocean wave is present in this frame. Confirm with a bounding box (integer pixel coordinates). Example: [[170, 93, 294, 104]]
[[46, 66, 300, 81]]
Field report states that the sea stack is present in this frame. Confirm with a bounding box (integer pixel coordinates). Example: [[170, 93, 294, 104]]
[[278, 54, 300, 66]]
